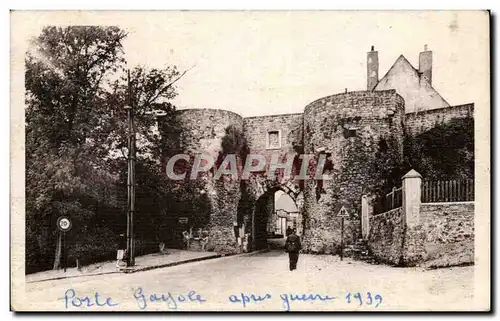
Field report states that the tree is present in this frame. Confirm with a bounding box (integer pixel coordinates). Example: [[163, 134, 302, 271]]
[[26, 26, 129, 271], [25, 26, 185, 272], [102, 65, 186, 161]]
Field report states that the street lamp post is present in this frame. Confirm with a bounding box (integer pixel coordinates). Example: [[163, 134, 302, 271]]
[[123, 68, 168, 267], [125, 69, 136, 267]]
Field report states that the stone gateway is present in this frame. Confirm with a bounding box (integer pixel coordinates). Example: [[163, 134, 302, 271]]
[[158, 47, 474, 257]]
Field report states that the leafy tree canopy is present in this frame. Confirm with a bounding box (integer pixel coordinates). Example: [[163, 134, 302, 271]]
[[25, 26, 184, 273]]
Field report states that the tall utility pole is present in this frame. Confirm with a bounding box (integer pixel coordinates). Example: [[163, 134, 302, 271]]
[[125, 70, 136, 267]]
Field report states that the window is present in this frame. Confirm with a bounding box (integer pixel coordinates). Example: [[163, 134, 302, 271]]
[[379, 139, 388, 153], [343, 127, 357, 139], [266, 130, 281, 149]]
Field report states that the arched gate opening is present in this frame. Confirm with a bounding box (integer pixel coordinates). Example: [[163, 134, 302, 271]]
[[252, 187, 301, 251]]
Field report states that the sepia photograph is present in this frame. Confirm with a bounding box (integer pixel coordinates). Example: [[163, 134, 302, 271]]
[[10, 10, 490, 312]]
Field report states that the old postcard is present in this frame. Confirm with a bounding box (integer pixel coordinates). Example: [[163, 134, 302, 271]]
[[10, 10, 490, 312]]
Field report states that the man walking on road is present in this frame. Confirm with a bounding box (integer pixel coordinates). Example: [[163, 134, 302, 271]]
[[285, 228, 301, 271]]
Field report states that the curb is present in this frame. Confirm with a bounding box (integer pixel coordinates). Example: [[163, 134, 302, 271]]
[[121, 254, 222, 273], [228, 248, 270, 257], [122, 248, 271, 274], [26, 271, 121, 284], [27, 248, 271, 283]]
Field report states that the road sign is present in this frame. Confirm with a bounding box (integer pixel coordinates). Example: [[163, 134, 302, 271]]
[[56, 216, 71, 273], [57, 216, 72, 232], [338, 206, 350, 218], [179, 217, 188, 224]]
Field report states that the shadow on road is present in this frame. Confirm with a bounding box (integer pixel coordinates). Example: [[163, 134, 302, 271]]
[[267, 238, 286, 250], [251, 238, 287, 257]]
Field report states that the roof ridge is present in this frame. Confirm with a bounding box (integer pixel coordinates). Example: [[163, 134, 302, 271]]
[[373, 53, 450, 107]]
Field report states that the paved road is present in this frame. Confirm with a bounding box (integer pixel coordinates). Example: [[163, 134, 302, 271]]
[[20, 249, 474, 312]]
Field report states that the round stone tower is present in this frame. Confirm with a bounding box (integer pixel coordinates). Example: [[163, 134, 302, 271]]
[[160, 108, 244, 253], [175, 108, 244, 154], [301, 90, 405, 254]]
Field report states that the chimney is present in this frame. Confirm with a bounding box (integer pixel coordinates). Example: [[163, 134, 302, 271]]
[[419, 44, 432, 84], [367, 45, 379, 91]]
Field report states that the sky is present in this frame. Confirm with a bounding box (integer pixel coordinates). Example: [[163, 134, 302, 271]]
[[117, 11, 489, 117], [14, 11, 489, 117], [275, 190, 298, 212]]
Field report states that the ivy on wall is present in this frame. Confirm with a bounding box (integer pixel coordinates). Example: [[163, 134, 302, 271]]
[[403, 117, 474, 180]]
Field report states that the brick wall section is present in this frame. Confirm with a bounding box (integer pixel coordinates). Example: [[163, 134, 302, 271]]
[[406, 202, 475, 267], [301, 90, 405, 254], [368, 208, 404, 265], [404, 103, 474, 136]]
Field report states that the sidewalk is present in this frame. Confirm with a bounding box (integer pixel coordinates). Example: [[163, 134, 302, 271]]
[[26, 249, 221, 283]]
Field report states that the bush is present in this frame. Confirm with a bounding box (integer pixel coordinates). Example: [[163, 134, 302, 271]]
[[67, 226, 119, 266], [404, 117, 474, 180]]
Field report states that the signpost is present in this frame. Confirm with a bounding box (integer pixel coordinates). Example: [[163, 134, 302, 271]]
[[57, 216, 72, 272], [338, 206, 349, 261]]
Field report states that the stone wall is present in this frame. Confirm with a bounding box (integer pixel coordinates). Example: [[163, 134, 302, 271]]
[[254, 190, 275, 250], [161, 109, 244, 254], [367, 208, 405, 265], [303, 214, 362, 254], [243, 113, 304, 157], [407, 202, 475, 267], [175, 108, 244, 154], [159, 101, 474, 258], [404, 103, 474, 136], [301, 90, 405, 254], [366, 201, 474, 267], [242, 114, 304, 234], [344, 219, 362, 246]]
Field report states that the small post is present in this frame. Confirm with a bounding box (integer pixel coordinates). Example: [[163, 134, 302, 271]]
[[392, 187, 396, 209], [63, 232, 67, 273], [361, 195, 370, 239], [251, 209, 256, 252], [53, 231, 62, 271], [233, 221, 239, 239], [340, 217, 344, 261], [402, 169, 422, 227], [423, 181, 428, 203]]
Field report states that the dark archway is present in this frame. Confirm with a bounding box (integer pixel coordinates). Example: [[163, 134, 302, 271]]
[[252, 187, 300, 251]]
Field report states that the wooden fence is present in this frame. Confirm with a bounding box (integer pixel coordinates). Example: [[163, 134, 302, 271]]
[[374, 186, 403, 215], [421, 179, 474, 203]]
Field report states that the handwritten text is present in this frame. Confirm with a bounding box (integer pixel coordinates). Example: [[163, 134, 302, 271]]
[[133, 287, 206, 310]]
